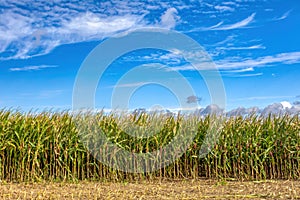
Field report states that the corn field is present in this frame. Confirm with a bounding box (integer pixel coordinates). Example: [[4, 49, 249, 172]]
[[0, 109, 299, 182]]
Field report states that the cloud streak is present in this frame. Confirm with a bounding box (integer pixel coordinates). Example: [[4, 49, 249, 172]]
[[216, 52, 300, 70], [214, 5, 235, 12], [233, 95, 295, 101], [212, 13, 256, 30], [223, 73, 263, 78], [110, 82, 149, 88], [153, 51, 300, 72], [273, 10, 292, 21], [188, 13, 256, 32], [9, 65, 58, 72], [216, 44, 266, 51]]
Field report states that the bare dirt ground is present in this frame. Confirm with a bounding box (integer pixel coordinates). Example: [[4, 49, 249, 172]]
[[0, 179, 299, 199]]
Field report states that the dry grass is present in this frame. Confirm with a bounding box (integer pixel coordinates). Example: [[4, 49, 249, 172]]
[[0, 179, 299, 199]]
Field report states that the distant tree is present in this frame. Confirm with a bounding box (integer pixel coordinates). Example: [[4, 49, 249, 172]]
[[186, 95, 202, 104]]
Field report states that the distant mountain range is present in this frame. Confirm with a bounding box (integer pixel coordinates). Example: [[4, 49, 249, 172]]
[[131, 101, 300, 117]]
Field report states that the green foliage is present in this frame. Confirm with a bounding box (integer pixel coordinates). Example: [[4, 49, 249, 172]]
[[0, 109, 299, 182]]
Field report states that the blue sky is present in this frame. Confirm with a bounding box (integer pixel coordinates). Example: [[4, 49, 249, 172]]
[[0, 0, 300, 112]]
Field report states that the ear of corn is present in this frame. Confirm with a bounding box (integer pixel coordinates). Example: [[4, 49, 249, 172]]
[[0, 109, 299, 182]]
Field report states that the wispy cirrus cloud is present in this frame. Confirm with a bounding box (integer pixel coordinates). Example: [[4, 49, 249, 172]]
[[188, 13, 256, 32], [216, 51, 300, 69], [202, 21, 224, 31], [122, 51, 184, 66], [0, 0, 294, 61], [38, 90, 64, 99], [233, 95, 295, 101], [216, 44, 266, 51], [212, 13, 256, 30], [9, 65, 58, 72], [222, 2, 239, 6], [20, 89, 64, 99], [110, 82, 148, 88], [273, 10, 292, 21], [0, 1, 182, 60], [214, 5, 235, 12], [0, 10, 146, 60], [154, 51, 300, 76], [223, 67, 254, 73], [224, 72, 263, 77], [122, 49, 300, 73], [185, 21, 224, 32]]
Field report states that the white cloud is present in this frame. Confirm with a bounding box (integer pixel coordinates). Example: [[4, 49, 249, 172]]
[[265, 9, 274, 12], [111, 82, 148, 88], [222, 2, 239, 6], [0, 10, 145, 60], [9, 65, 58, 72], [18, 89, 64, 101], [233, 95, 295, 101], [214, 5, 235, 12], [274, 10, 292, 21], [155, 51, 300, 72], [159, 8, 180, 29], [215, 52, 300, 70], [122, 51, 184, 66], [0, 0, 292, 61], [203, 21, 224, 30], [165, 64, 194, 71], [216, 44, 266, 50], [219, 67, 259, 77], [186, 21, 223, 32], [60, 12, 142, 36], [207, 35, 237, 47], [222, 67, 254, 73], [122, 48, 300, 73], [188, 13, 256, 32], [0, 0, 183, 60], [39, 90, 64, 99], [224, 73, 263, 77], [213, 13, 256, 30]]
